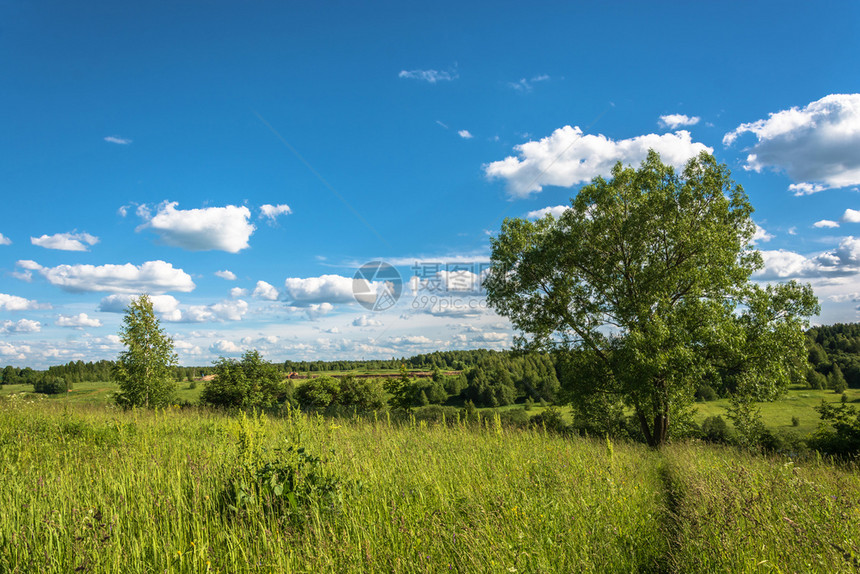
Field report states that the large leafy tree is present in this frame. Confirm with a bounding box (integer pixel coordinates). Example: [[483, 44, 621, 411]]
[[484, 151, 819, 446], [113, 294, 178, 408]]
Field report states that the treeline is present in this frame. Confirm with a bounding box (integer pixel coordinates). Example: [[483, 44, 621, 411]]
[[806, 323, 860, 391], [0, 361, 213, 387], [282, 350, 519, 373]]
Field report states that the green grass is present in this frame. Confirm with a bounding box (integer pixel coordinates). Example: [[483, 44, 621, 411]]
[[692, 386, 860, 435], [1, 400, 858, 572]]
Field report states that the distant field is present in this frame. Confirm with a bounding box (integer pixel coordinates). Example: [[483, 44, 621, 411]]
[[2, 381, 858, 438]]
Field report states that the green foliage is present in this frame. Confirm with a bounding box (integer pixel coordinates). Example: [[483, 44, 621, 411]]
[[201, 350, 291, 409], [295, 376, 341, 409], [112, 295, 177, 409], [529, 406, 569, 434], [225, 411, 344, 519], [700, 415, 730, 443], [485, 151, 819, 446], [809, 401, 860, 456], [695, 384, 718, 402], [806, 368, 827, 389], [33, 376, 70, 395], [336, 376, 387, 411]]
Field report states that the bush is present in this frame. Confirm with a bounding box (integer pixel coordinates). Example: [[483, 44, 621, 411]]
[[201, 350, 292, 409], [337, 376, 387, 411], [791, 416, 800, 427], [529, 407, 568, 434], [700, 415, 730, 443], [33, 376, 70, 395], [808, 401, 860, 456], [695, 384, 718, 402], [295, 376, 340, 409]]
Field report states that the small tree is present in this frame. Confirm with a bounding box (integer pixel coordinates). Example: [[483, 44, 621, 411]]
[[201, 350, 291, 408], [113, 294, 177, 409]]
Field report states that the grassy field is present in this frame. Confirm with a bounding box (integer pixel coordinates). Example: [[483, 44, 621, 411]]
[[3, 382, 858, 438], [0, 399, 857, 573]]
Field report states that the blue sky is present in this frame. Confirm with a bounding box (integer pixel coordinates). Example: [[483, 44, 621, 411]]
[[2, 0, 860, 367]]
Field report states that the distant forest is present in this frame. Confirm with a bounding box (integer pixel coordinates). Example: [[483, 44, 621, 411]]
[[2, 323, 859, 402]]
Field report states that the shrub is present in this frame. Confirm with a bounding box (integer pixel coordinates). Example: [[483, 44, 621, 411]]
[[336, 376, 387, 411], [791, 416, 800, 427], [695, 384, 718, 402], [530, 407, 568, 434], [201, 350, 292, 409], [33, 376, 70, 395], [295, 376, 340, 409], [700, 415, 730, 443]]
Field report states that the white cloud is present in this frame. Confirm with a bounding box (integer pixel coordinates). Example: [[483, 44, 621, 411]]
[[843, 209, 860, 223], [814, 220, 840, 229], [259, 204, 292, 222], [756, 237, 860, 279], [0, 293, 49, 311], [509, 75, 550, 92], [752, 224, 774, 243], [230, 287, 248, 298], [305, 303, 333, 320], [0, 319, 41, 334], [352, 315, 383, 327], [458, 130, 473, 139], [526, 205, 570, 219], [31, 232, 99, 252], [104, 136, 132, 145], [398, 68, 457, 83], [0, 342, 31, 359], [485, 126, 712, 197], [98, 294, 181, 315], [215, 270, 237, 280], [24, 260, 195, 294], [211, 340, 243, 354], [723, 94, 860, 194], [252, 280, 280, 301], [283, 274, 355, 304], [172, 300, 249, 323], [56, 313, 102, 329], [137, 201, 255, 253], [0, 233, 11, 246], [659, 114, 700, 129]]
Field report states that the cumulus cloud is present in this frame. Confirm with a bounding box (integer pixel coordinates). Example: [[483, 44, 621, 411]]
[[752, 224, 774, 244], [211, 340, 242, 354], [843, 209, 860, 223], [0, 319, 41, 334], [526, 205, 570, 219], [756, 237, 860, 279], [259, 204, 292, 222], [458, 130, 473, 139], [659, 114, 700, 129], [215, 270, 237, 280], [723, 94, 860, 194], [31, 232, 99, 252], [304, 303, 334, 321], [0, 233, 11, 245], [485, 126, 712, 197], [252, 280, 280, 301], [137, 201, 255, 253], [0, 292, 49, 311], [171, 300, 249, 323], [56, 313, 102, 329], [814, 220, 840, 229], [398, 68, 458, 83], [230, 287, 248, 298], [23, 260, 194, 294], [283, 275, 355, 305], [352, 315, 383, 327], [99, 294, 181, 315]]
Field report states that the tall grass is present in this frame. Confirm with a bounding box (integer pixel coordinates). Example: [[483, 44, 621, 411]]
[[0, 401, 667, 573], [663, 442, 860, 573]]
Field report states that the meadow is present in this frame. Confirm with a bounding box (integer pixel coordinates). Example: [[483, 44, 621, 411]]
[[0, 397, 858, 573]]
